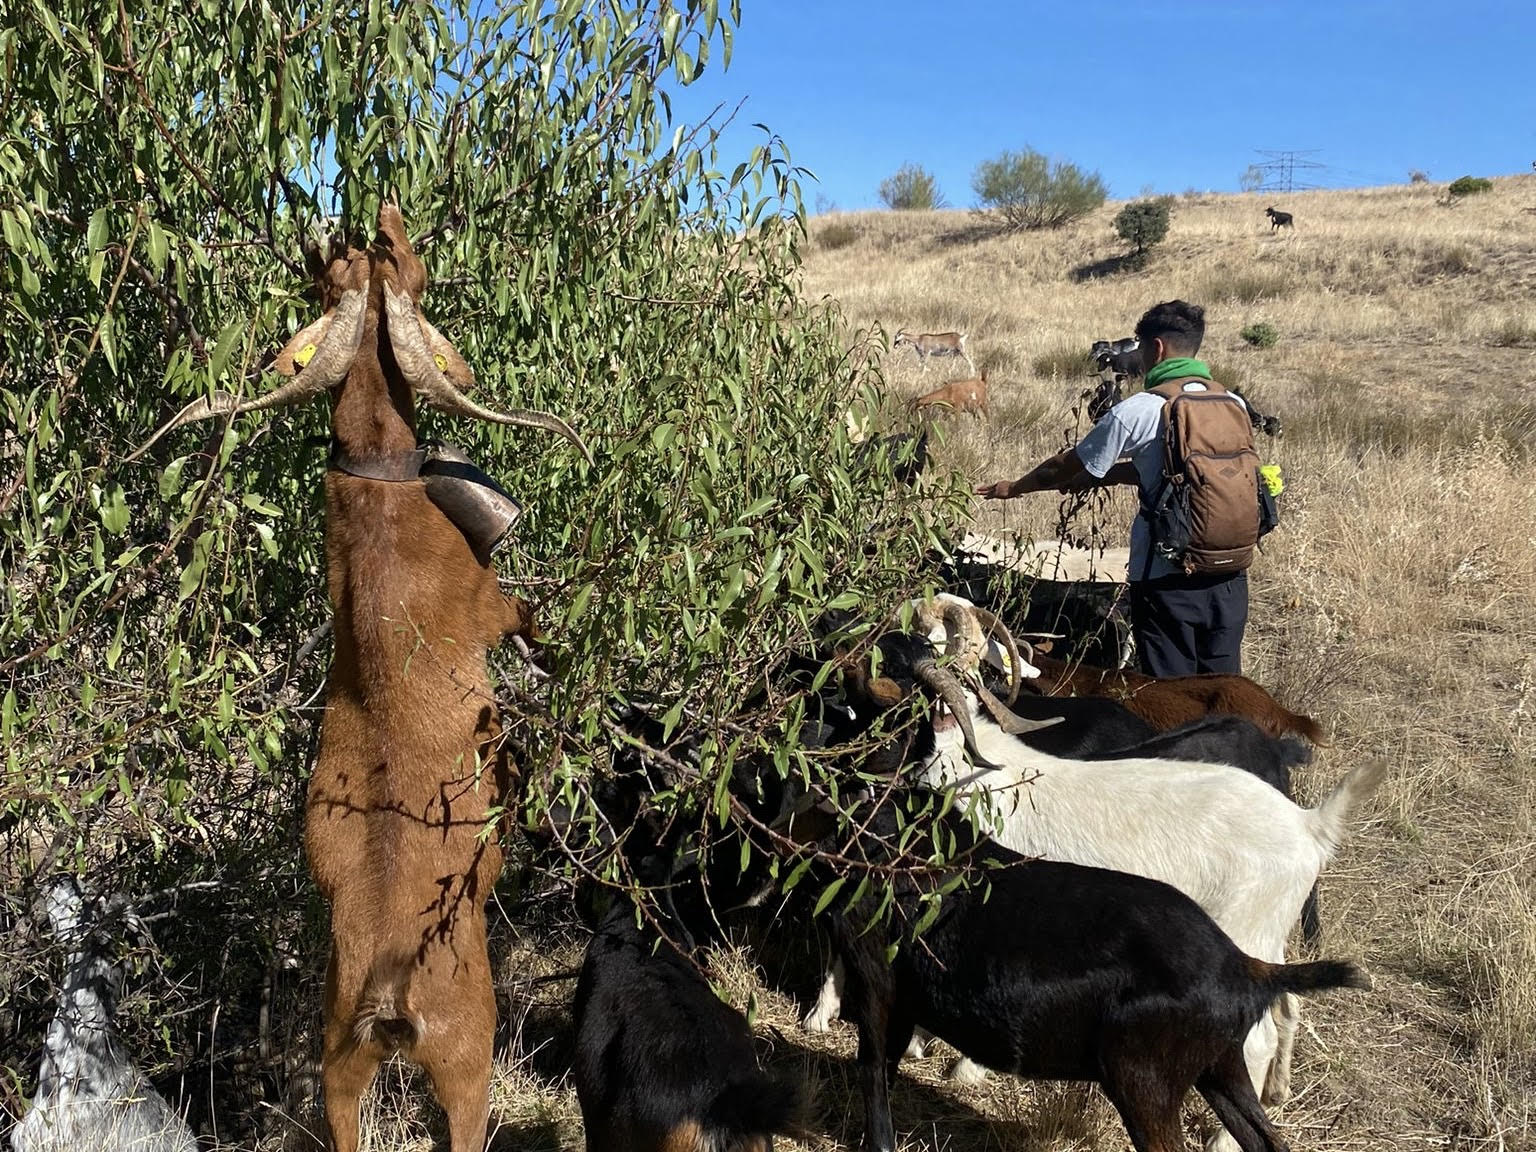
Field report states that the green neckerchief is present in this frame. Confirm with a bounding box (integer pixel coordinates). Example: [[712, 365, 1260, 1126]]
[[1144, 357, 1212, 388]]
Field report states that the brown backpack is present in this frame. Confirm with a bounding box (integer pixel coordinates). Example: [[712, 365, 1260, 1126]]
[[1144, 377, 1262, 575]]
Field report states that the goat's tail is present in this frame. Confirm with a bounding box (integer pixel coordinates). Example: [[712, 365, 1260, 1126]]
[[353, 951, 424, 1051], [705, 1074, 805, 1147], [1309, 759, 1388, 855], [1252, 956, 1371, 999], [1282, 708, 1330, 747]]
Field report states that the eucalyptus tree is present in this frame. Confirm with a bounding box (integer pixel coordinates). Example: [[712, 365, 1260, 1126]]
[[1, 1, 971, 1096]]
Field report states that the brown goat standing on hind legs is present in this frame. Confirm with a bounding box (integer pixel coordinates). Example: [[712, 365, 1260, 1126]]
[[130, 206, 590, 1152]]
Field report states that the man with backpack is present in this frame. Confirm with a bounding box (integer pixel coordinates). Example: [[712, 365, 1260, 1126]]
[[975, 300, 1269, 677]]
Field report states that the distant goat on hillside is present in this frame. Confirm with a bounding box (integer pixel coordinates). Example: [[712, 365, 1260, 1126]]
[[914, 369, 988, 418], [1266, 206, 1294, 232], [893, 329, 974, 372]]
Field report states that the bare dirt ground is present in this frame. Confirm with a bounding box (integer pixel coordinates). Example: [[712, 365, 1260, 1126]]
[[287, 178, 1536, 1152]]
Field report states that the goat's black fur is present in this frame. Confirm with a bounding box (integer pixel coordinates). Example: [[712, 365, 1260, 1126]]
[[573, 896, 802, 1152], [803, 792, 1367, 1152], [1265, 206, 1294, 231]]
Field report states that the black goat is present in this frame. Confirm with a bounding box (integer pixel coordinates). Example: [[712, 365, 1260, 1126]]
[[1265, 206, 1294, 232], [795, 792, 1369, 1152], [573, 893, 802, 1152]]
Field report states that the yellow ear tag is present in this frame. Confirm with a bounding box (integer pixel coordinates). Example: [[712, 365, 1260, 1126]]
[[293, 342, 318, 368], [433, 354, 448, 372]]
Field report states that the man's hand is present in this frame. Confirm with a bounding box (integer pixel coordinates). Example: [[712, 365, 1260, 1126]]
[[974, 478, 1020, 500]]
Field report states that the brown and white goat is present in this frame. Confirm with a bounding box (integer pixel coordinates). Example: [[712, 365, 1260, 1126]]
[[913, 369, 989, 418], [1026, 652, 1327, 745], [132, 206, 588, 1152], [893, 329, 973, 372]]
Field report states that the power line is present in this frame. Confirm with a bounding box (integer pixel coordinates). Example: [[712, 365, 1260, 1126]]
[[1248, 149, 1327, 193]]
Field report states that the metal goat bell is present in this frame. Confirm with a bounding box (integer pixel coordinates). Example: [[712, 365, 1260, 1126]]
[[421, 444, 523, 556]]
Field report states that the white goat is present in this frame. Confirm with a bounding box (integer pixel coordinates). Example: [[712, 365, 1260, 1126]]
[[809, 599, 1385, 1152], [11, 879, 196, 1152]]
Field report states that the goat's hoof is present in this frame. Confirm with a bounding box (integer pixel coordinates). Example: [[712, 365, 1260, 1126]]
[[946, 1057, 988, 1086], [1261, 1077, 1292, 1107], [1204, 1132, 1243, 1152], [903, 1035, 931, 1060]]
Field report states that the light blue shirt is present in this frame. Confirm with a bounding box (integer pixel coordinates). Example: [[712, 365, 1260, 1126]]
[[1076, 383, 1245, 582]]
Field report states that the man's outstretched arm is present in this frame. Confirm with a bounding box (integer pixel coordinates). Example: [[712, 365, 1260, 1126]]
[[976, 448, 1135, 499]]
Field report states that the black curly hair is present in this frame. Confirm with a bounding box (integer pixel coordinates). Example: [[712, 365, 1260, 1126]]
[[1134, 299, 1205, 356]]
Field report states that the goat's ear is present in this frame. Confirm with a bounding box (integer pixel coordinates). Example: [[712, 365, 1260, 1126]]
[[421, 319, 475, 390], [272, 313, 334, 377]]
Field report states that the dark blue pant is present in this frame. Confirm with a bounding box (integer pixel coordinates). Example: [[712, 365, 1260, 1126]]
[[1130, 572, 1248, 677]]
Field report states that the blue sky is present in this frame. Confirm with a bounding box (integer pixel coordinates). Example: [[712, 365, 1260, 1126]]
[[666, 0, 1535, 212]]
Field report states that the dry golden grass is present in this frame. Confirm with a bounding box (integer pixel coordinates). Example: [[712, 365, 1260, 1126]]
[[307, 178, 1536, 1151]]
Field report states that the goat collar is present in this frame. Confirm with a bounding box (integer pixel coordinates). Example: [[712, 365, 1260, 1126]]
[[324, 440, 525, 556], [328, 441, 427, 482]]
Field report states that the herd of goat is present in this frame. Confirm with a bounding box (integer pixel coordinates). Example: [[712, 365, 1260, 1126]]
[[13, 207, 1367, 1152]]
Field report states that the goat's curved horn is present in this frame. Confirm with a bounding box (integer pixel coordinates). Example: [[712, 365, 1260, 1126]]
[[964, 603, 1023, 705], [974, 683, 1063, 736], [382, 284, 592, 465], [912, 657, 995, 769], [127, 285, 368, 462], [937, 599, 985, 670]]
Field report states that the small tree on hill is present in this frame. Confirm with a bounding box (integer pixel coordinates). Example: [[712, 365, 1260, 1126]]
[[1239, 165, 1265, 193], [1114, 198, 1172, 264], [972, 148, 1107, 231], [879, 163, 946, 210], [1447, 175, 1493, 199]]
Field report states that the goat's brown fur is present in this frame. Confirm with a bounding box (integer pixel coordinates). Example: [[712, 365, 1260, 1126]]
[[913, 369, 989, 417], [300, 207, 534, 1152], [1028, 652, 1327, 745]]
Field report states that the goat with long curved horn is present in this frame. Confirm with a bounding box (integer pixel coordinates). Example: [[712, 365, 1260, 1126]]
[[382, 283, 593, 466], [126, 285, 369, 462], [913, 600, 994, 767], [963, 602, 1024, 704]]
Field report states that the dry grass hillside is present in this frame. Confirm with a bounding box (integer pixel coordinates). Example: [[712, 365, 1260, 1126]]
[[282, 181, 1536, 1152]]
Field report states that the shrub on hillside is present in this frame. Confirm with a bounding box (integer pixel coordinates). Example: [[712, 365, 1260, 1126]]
[[972, 148, 1106, 231], [1447, 175, 1493, 198], [818, 220, 859, 250], [878, 163, 946, 211], [1489, 317, 1536, 348], [1241, 322, 1279, 349], [1114, 198, 1172, 263]]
